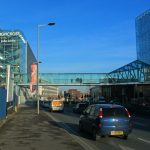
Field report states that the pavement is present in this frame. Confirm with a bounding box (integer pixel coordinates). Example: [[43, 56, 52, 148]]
[[0, 107, 84, 150]]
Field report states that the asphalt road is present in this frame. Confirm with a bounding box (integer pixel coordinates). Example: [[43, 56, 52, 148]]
[[43, 106, 150, 150], [0, 106, 150, 150]]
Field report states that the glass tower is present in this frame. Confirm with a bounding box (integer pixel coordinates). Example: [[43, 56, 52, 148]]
[[135, 9, 150, 64]]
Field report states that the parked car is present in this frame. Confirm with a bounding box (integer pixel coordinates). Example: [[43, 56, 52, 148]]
[[79, 104, 132, 140], [73, 102, 89, 113]]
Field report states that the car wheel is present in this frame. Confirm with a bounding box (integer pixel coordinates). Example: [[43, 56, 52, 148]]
[[92, 128, 97, 141], [123, 135, 128, 140], [79, 122, 83, 132]]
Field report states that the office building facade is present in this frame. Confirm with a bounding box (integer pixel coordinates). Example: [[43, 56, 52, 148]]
[[135, 9, 150, 64], [39, 86, 58, 100], [0, 30, 36, 86]]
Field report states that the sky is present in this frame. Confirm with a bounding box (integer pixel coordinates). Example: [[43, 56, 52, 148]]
[[0, 0, 150, 73]]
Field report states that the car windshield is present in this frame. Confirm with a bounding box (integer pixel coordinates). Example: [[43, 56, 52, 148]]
[[103, 108, 128, 117]]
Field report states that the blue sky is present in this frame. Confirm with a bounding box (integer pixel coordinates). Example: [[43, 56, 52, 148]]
[[0, 0, 150, 73]]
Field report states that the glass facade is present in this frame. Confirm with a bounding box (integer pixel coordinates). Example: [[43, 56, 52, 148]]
[[135, 9, 150, 64], [20, 73, 108, 85], [0, 30, 36, 87]]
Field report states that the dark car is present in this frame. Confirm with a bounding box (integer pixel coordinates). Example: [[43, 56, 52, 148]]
[[79, 104, 132, 140], [40, 100, 51, 108], [73, 103, 88, 113], [97, 97, 108, 104], [109, 99, 122, 105]]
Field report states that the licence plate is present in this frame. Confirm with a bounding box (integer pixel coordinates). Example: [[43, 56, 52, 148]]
[[111, 131, 123, 135]]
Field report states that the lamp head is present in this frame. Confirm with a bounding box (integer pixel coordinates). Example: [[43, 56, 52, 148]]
[[48, 22, 55, 26]]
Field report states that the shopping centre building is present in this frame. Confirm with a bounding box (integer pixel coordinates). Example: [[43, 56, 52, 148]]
[[0, 30, 36, 86], [0, 30, 58, 104], [0, 30, 37, 106]]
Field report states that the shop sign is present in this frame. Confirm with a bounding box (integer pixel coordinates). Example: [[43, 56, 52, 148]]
[[0, 32, 26, 43], [0, 32, 20, 37], [0, 39, 16, 43]]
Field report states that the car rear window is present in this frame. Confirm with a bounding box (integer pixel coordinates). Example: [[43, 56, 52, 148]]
[[103, 107, 128, 117]]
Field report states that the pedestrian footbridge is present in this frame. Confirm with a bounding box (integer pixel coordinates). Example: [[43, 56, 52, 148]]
[[18, 60, 150, 86]]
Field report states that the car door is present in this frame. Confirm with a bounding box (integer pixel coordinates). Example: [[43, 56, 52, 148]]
[[81, 105, 92, 131], [86, 106, 96, 133]]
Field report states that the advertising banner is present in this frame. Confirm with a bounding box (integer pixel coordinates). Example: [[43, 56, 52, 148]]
[[30, 64, 37, 92]]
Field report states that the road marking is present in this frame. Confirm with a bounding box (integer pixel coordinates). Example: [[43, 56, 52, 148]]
[[138, 138, 150, 144], [44, 111, 100, 150], [133, 121, 145, 127], [119, 144, 135, 150]]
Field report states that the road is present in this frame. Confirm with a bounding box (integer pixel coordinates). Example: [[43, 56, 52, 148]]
[[43, 106, 150, 150]]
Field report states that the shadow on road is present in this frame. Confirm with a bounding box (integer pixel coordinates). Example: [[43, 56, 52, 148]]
[[41, 107, 93, 140]]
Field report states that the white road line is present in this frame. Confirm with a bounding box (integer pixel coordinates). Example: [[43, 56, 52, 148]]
[[138, 138, 150, 144], [44, 111, 100, 150], [119, 144, 135, 150]]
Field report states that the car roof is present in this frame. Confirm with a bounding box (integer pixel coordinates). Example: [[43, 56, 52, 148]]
[[92, 104, 124, 108]]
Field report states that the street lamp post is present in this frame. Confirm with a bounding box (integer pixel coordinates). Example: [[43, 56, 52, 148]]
[[37, 22, 55, 115]]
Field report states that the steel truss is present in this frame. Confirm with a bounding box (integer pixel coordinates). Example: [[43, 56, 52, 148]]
[[107, 60, 150, 83]]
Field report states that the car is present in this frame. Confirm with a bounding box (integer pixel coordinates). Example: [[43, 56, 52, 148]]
[[79, 104, 132, 141], [109, 99, 122, 105], [95, 96, 108, 104], [40, 100, 51, 108], [49, 98, 64, 112], [73, 102, 89, 113], [98, 97, 107, 104]]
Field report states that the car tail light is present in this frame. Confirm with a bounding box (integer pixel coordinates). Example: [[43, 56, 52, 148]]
[[125, 108, 131, 118], [99, 108, 103, 118]]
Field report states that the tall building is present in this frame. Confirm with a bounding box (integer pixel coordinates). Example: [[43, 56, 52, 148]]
[[135, 9, 150, 64], [0, 30, 36, 86]]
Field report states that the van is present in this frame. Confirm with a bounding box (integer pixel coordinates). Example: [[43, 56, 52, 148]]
[[50, 98, 64, 112]]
